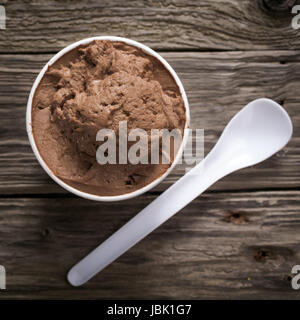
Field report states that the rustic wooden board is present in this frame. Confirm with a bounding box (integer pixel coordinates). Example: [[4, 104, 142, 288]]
[[0, 51, 299, 194], [0, 0, 300, 52], [0, 190, 299, 299]]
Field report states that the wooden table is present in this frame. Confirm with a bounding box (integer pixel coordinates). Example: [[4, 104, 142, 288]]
[[0, 0, 300, 299]]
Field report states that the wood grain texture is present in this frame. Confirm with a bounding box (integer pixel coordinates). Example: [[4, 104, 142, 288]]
[[0, 0, 300, 52], [0, 191, 299, 299], [0, 51, 299, 194]]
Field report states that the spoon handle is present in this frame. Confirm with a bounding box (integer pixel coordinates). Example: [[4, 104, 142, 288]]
[[67, 156, 225, 286]]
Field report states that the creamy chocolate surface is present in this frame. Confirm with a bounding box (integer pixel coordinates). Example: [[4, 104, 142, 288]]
[[32, 40, 186, 196]]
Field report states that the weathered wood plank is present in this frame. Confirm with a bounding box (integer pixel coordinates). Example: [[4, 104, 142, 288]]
[[0, 0, 300, 52], [0, 51, 299, 194], [0, 191, 299, 299]]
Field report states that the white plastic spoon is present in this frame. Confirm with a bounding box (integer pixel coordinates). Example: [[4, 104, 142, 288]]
[[68, 98, 293, 286]]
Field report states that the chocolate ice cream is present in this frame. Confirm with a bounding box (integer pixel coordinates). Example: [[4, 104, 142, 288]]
[[32, 40, 186, 196]]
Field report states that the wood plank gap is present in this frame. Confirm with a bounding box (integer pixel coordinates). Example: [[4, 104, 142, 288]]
[[2, 49, 300, 55], [1, 187, 300, 199]]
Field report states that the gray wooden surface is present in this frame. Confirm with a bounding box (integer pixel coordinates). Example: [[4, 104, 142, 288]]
[[0, 0, 300, 299], [0, 191, 300, 299], [1, 0, 300, 52]]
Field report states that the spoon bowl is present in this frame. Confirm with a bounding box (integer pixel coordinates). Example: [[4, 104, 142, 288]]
[[205, 98, 293, 176], [212, 98, 293, 174]]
